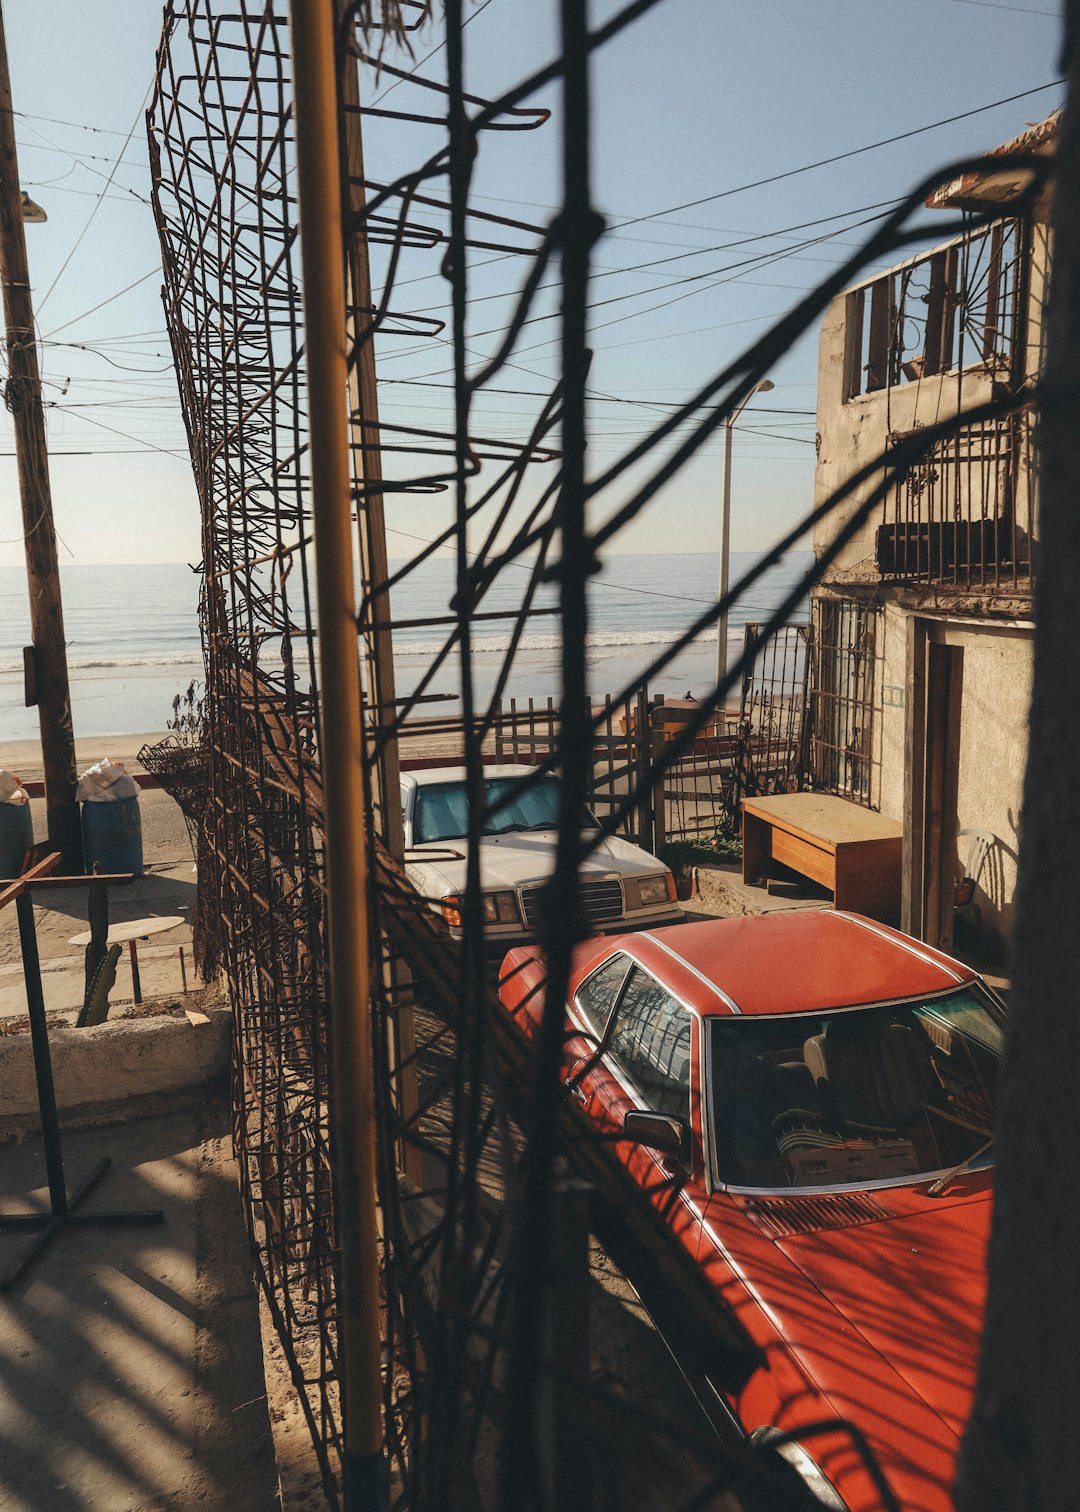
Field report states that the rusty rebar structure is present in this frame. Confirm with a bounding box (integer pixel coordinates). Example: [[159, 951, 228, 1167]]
[[146, 2, 1052, 1507]]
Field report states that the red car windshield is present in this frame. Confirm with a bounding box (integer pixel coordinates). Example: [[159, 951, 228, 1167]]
[[706, 988, 1003, 1191]]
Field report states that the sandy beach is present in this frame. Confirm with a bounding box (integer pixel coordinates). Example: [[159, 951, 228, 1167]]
[[1, 732, 169, 785]]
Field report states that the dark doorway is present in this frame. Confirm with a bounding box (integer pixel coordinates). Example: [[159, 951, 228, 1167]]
[[905, 632, 964, 947]]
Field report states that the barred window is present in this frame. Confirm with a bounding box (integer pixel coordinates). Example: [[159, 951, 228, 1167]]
[[843, 220, 1023, 401], [811, 600, 881, 808]]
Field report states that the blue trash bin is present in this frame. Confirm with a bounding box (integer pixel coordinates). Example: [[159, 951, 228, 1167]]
[[81, 794, 144, 876], [0, 800, 33, 878]]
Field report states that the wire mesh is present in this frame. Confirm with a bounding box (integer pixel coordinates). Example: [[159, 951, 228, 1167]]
[[144, 2, 1051, 1507]]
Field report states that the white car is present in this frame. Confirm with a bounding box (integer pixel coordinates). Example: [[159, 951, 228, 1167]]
[[401, 763, 682, 951]]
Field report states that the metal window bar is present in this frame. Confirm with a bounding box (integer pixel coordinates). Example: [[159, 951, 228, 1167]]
[[726, 622, 811, 822], [848, 218, 1024, 403], [810, 600, 882, 809]]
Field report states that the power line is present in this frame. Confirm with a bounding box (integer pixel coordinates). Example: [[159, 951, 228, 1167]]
[[941, 0, 1057, 14], [612, 79, 1063, 230], [14, 109, 136, 139], [35, 84, 153, 316], [42, 269, 162, 341], [407, 195, 906, 315], [369, 0, 499, 103]]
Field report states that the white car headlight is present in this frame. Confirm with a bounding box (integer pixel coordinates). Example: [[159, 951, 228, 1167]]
[[633, 873, 675, 909], [482, 891, 520, 925], [749, 1428, 849, 1510]]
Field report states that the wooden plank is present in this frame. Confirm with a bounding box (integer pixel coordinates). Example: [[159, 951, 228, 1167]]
[[834, 838, 902, 924], [770, 828, 836, 891], [0, 851, 61, 911], [0, 871, 135, 890]]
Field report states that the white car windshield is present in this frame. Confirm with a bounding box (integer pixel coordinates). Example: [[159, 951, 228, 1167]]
[[707, 988, 1002, 1190], [412, 775, 594, 843]]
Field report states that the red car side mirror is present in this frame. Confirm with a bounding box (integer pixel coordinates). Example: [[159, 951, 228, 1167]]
[[623, 1109, 686, 1159]]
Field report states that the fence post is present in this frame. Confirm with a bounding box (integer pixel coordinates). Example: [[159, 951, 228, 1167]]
[[652, 693, 666, 855], [634, 687, 651, 851]]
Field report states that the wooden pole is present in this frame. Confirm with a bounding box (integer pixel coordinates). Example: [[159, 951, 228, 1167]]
[[0, 1, 80, 871], [338, 21, 421, 1185], [288, 3, 385, 1507]]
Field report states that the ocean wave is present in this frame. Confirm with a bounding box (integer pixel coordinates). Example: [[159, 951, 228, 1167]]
[[0, 650, 209, 675], [0, 626, 741, 677], [393, 627, 725, 659]]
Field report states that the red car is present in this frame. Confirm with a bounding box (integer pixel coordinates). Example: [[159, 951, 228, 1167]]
[[499, 911, 1002, 1512]]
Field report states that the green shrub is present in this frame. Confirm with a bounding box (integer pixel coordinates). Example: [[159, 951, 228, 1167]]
[[660, 817, 741, 872]]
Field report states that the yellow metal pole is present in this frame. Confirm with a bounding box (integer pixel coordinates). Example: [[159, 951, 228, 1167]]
[[287, 3, 385, 1506]]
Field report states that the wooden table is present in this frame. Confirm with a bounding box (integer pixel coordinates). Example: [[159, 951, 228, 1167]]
[[741, 793, 903, 924]]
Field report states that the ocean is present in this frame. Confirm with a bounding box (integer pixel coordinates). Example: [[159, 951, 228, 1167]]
[[0, 551, 812, 742]]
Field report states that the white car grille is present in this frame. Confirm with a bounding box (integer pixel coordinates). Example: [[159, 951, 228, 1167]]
[[520, 877, 624, 931]]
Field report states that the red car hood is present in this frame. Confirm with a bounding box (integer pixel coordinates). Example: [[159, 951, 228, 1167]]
[[774, 1191, 991, 1440]]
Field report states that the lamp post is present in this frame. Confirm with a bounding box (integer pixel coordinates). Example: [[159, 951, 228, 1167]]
[[717, 379, 774, 693]]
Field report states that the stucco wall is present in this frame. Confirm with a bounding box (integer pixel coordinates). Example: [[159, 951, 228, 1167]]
[[876, 603, 908, 824], [939, 619, 1030, 950]]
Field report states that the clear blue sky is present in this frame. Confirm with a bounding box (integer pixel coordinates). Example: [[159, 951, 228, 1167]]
[[0, 0, 1064, 567]]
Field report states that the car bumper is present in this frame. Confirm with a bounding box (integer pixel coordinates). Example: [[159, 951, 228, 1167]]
[[449, 904, 685, 956]]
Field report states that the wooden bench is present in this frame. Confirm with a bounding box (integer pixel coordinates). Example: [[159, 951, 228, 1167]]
[[741, 793, 902, 924]]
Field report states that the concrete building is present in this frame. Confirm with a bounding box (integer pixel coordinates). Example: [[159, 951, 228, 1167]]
[[808, 114, 1056, 964]]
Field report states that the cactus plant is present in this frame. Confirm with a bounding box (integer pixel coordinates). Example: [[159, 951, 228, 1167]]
[[77, 942, 122, 1027], [78, 881, 115, 1027]]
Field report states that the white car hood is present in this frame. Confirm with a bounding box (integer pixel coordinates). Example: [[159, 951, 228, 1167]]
[[405, 828, 664, 897]]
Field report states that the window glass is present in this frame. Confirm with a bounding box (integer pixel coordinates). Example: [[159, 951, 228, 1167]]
[[412, 774, 595, 843], [413, 781, 471, 843], [574, 954, 630, 1040], [706, 987, 1003, 1190], [607, 968, 692, 1122]]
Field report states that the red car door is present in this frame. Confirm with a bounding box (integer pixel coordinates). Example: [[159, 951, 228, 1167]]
[[569, 961, 708, 1267]]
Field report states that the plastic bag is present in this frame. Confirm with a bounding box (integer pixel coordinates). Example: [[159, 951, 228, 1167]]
[[76, 758, 139, 803], [0, 770, 28, 805]]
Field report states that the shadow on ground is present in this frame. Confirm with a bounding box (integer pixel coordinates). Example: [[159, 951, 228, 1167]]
[[0, 1101, 278, 1512]]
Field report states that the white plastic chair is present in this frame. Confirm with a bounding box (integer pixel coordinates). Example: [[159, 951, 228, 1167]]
[[954, 827, 995, 948]]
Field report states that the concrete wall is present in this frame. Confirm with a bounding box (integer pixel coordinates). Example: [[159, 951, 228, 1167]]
[[0, 1009, 231, 1138], [934, 617, 1030, 951]]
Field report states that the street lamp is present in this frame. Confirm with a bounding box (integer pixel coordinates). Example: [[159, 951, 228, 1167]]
[[717, 379, 774, 691]]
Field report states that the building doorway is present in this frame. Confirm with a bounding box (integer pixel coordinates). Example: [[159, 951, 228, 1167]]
[[904, 623, 964, 949]]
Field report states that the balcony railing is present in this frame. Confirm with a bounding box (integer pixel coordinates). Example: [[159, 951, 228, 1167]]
[[878, 412, 1033, 589]]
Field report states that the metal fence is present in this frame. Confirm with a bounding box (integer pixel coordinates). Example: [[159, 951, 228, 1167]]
[[144, 2, 1050, 1507]]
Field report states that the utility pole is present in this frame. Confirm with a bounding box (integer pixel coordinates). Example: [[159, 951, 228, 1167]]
[[338, 11, 421, 1186], [0, 1, 80, 872], [289, 2, 385, 1505], [716, 378, 773, 692]]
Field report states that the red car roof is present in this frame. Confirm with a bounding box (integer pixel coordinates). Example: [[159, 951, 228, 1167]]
[[611, 910, 977, 1016]]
